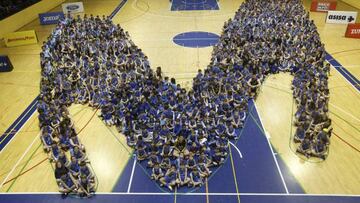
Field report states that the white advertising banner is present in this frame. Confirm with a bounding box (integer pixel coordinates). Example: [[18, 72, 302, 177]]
[[326, 11, 357, 24], [62, 2, 84, 14]]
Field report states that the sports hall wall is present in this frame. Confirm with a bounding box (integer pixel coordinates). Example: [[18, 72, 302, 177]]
[[0, 0, 65, 38]]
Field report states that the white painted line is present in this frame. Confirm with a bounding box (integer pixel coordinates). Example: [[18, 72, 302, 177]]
[[229, 142, 243, 158], [1, 192, 360, 197], [333, 65, 359, 68], [0, 133, 39, 189], [337, 66, 359, 85], [253, 100, 289, 194], [0, 101, 38, 154], [0, 112, 37, 155], [328, 62, 359, 93], [127, 158, 137, 193], [96, 192, 360, 197]]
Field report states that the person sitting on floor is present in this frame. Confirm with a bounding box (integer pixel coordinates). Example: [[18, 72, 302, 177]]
[[159, 165, 177, 191], [151, 163, 164, 180], [78, 174, 95, 197], [296, 138, 312, 158], [58, 173, 78, 195], [189, 170, 203, 188]]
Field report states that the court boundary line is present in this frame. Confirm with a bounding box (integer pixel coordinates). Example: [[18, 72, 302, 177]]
[[0, 192, 359, 197], [0, 133, 39, 189], [0, 112, 36, 154], [228, 144, 241, 203], [326, 52, 360, 93], [127, 157, 137, 193], [252, 100, 289, 194], [0, 97, 38, 153]]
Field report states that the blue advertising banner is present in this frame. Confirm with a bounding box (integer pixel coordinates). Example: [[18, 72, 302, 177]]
[[0, 55, 13, 72], [39, 12, 64, 25]]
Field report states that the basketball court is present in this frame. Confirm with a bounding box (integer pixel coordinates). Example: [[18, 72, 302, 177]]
[[0, 0, 359, 202]]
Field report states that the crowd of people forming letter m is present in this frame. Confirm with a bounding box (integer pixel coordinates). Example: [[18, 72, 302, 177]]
[[38, 0, 332, 197]]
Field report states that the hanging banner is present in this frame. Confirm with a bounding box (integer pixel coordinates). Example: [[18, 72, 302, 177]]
[[345, 23, 360, 38], [310, 0, 337, 12], [39, 12, 65, 25], [62, 2, 84, 14], [326, 11, 357, 24], [4, 30, 38, 47], [0, 56, 13, 72]]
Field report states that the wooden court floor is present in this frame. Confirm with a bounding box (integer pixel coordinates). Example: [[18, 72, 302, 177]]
[[0, 0, 359, 195]]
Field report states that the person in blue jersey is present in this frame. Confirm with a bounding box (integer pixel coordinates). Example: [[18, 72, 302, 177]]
[[50, 142, 61, 162], [78, 175, 95, 197], [69, 132, 85, 152], [58, 151, 69, 167], [151, 163, 164, 181], [189, 170, 203, 188], [69, 156, 80, 177], [147, 151, 159, 168], [247, 74, 261, 98], [198, 161, 211, 178], [176, 164, 190, 187], [312, 140, 327, 160], [58, 133, 71, 151], [59, 173, 78, 195], [186, 153, 197, 171], [296, 138, 311, 158], [294, 125, 306, 143], [41, 132, 54, 152], [160, 165, 177, 191], [71, 146, 87, 163], [160, 155, 171, 170], [79, 162, 94, 182], [226, 124, 238, 140]]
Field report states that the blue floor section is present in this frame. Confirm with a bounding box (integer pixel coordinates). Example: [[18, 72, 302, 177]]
[[325, 52, 360, 92], [1, 101, 360, 202], [0, 96, 38, 151], [173, 32, 219, 48], [171, 0, 219, 11], [113, 100, 297, 195]]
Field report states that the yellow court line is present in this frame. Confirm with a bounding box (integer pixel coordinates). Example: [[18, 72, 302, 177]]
[[174, 187, 177, 203], [205, 177, 210, 203], [228, 144, 241, 203]]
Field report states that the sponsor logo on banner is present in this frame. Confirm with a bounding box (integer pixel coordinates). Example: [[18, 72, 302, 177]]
[[4, 30, 38, 47], [0, 55, 13, 72], [62, 2, 84, 14], [317, 2, 330, 11], [345, 23, 360, 38], [326, 11, 357, 24], [310, 0, 337, 12], [39, 12, 64, 25]]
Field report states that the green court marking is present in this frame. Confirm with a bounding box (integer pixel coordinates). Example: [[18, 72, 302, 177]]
[[6, 143, 42, 192]]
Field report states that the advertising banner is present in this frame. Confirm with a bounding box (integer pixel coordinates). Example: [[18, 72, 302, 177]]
[[326, 10, 357, 24], [4, 30, 38, 47], [345, 23, 360, 38], [0, 56, 13, 72], [39, 12, 64, 25], [62, 2, 84, 14], [310, 0, 337, 12]]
